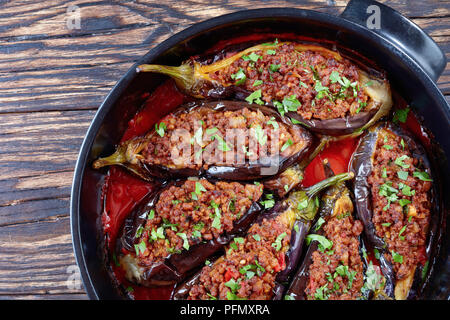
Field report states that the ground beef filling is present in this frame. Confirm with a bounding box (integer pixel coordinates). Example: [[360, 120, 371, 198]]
[[368, 130, 431, 280], [134, 179, 263, 266], [187, 216, 291, 300], [209, 43, 369, 120], [305, 214, 364, 300], [144, 107, 302, 170]]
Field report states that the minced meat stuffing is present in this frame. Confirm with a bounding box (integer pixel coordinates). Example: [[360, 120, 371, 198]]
[[305, 209, 364, 300], [368, 129, 431, 280], [186, 216, 291, 300], [144, 106, 303, 170], [208, 42, 370, 120], [133, 179, 263, 266]]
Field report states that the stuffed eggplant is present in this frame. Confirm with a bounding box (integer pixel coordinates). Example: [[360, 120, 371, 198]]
[[117, 178, 264, 286], [284, 161, 387, 300], [137, 41, 392, 135], [171, 172, 354, 300], [350, 122, 437, 299], [93, 100, 312, 181]]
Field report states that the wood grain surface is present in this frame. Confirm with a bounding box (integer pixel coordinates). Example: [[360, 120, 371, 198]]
[[0, 0, 448, 300]]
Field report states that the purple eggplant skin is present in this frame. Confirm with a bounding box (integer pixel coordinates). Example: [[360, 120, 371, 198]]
[[171, 172, 354, 300], [116, 179, 264, 287], [93, 100, 313, 182], [286, 110, 376, 136], [349, 122, 440, 299]]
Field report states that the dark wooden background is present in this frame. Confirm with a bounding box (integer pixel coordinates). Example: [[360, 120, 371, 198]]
[[0, 0, 448, 300]]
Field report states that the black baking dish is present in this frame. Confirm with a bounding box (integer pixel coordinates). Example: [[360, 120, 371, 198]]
[[70, 0, 450, 299]]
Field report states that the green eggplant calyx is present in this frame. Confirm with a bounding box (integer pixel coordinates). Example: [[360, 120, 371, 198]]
[[290, 172, 354, 222], [137, 63, 196, 92], [305, 172, 354, 198], [92, 145, 127, 169]]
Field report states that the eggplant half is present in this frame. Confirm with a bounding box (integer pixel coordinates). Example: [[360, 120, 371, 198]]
[[350, 122, 437, 299], [171, 172, 354, 300], [93, 100, 312, 181], [116, 178, 264, 286], [137, 41, 392, 135], [284, 172, 389, 300]]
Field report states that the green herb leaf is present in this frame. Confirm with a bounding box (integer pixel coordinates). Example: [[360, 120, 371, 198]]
[[306, 234, 333, 251], [393, 107, 410, 124], [269, 64, 281, 72], [397, 171, 409, 181], [281, 138, 293, 152], [272, 232, 287, 251], [392, 251, 404, 263], [176, 232, 190, 250], [245, 89, 264, 105], [155, 122, 167, 137], [413, 170, 432, 181], [253, 79, 263, 87]]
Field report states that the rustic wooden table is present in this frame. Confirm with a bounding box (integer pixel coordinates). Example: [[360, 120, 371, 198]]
[[0, 0, 448, 300]]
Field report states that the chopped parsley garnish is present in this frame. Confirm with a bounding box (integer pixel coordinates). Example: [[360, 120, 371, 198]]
[[245, 89, 264, 105], [393, 107, 410, 124], [191, 181, 207, 200], [135, 225, 144, 238], [211, 133, 231, 151], [272, 232, 287, 251], [254, 125, 267, 146], [281, 138, 293, 152], [134, 241, 146, 256], [211, 200, 222, 230], [266, 49, 276, 55], [155, 122, 167, 137], [413, 170, 432, 181], [267, 117, 279, 129], [230, 68, 247, 85], [314, 80, 331, 100], [397, 170, 409, 181], [314, 217, 326, 231], [306, 234, 333, 251], [242, 52, 261, 62], [395, 155, 410, 169], [398, 225, 407, 240], [253, 79, 263, 87], [176, 232, 190, 250], [391, 251, 404, 263], [252, 234, 261, 241], [398, 199, 411, 207], [269, 64, 281, 73]]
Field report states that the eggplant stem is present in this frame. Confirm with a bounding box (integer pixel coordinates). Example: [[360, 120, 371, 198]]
[[92, 149, 126, 169], [305, 172, 354, 198], [137, 63, 196, 91]]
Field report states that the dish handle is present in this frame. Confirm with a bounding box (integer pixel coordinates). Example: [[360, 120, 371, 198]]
[[341, 0, 446, 82]]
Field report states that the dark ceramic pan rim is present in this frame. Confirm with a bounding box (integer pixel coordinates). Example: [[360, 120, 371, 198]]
[[70, 7, 449, 299]]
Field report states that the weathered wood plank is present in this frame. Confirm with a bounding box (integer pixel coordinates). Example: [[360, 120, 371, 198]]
[[0, 20, 447, 113], [0, 110, 95, 180], [0, 0, 447, 42], [0, 110, 94, 226], [0, 216, 85, 295]]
